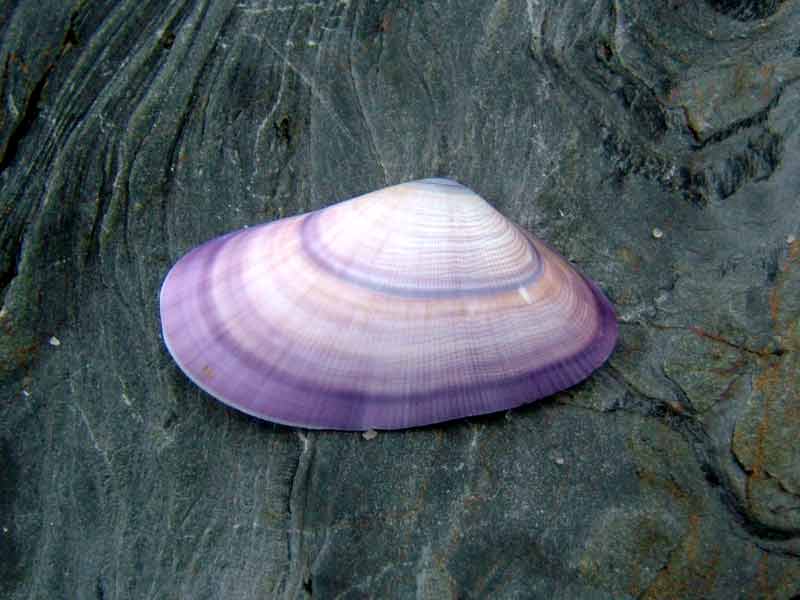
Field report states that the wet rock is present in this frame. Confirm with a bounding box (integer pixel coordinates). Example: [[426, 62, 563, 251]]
[[1, 0, 799, 598]]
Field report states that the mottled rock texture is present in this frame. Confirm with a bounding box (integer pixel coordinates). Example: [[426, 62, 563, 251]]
[[1, 0, 799, 598]]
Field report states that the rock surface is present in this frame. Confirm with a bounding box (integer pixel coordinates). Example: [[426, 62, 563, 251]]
[[1, 1, 799, 598]]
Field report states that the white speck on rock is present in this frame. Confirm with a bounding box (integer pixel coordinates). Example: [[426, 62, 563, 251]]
[[788, 234, 796, 245], [49, 336, 61, 347], [362, 429, 378, 440], [652, 227, 664, 239]]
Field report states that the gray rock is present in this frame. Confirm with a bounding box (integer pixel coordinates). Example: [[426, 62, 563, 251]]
[[1, 0, 799, 598]]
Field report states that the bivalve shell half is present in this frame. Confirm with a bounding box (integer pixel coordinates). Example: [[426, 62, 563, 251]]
[[159, 178, 617, 430]]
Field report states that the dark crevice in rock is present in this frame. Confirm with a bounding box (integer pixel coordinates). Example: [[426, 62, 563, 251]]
[[681, 129, 783, 203], [602, 127, 679, 191], [687, 324, 786, 357], [659, 365, 695, 414], [162, 409, 178, 431], [737, 514, 800, 543], [766, 469, 800, 504], [764, 244, 782, 283], [159, 29, 176, 49], [673, 416, 721, 487], [645, 321, 788, 357], [753, 543, 800, 559], [82, 175, 113, 269], [729, 431, 751, 476], [0, 439, 21, 596], [614, 80, 669, 144], [94, 576, 105, 600], [726, 434, 800, 544], [0, 2, 82, 171], [602, 363, 765, 539], [679, 426, 776, 549], [0, 63, 54, 171], [285, 433, 316, 593], [600, 366, 664, 409], [302, 573, 313, 596], [0, 234, 22, 299], [691, 88, 783, 150], [706, 0, 784, 20], [676, 82, 787, 203], [64, 7, 82, 48], [606, 90, 784, 206], [275, 116, 293, 146], [606, 364, 755, 550], [599, 365, 700, 426], [702, 463, 721, 487]]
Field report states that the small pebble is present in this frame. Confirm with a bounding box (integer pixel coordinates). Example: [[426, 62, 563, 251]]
[[787, 234, 796, 245], [652, 227, 664, 239], [49, 336, 61, 347], [22, 390, 30, 397], [554, 456, 565, 466], [362, 429, 378, 440]]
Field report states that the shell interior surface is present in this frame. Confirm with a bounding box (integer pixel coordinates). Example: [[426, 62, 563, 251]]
[[159, 178, 618, 430]]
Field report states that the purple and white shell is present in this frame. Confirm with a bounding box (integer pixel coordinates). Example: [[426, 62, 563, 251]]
[[159, 178, 617, 430]]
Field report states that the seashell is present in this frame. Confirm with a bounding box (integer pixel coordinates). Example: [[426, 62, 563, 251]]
[[159, 178, 617, 430]]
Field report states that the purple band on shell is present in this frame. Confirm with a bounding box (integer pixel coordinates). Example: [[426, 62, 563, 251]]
[[301, 212, 545, 298], [165, 273, 615, 429]]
